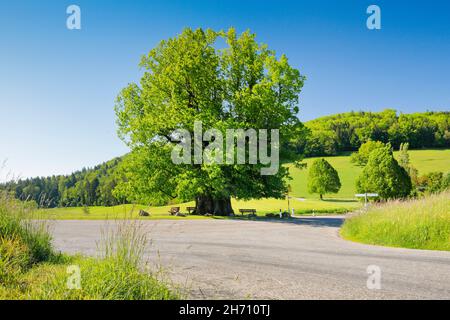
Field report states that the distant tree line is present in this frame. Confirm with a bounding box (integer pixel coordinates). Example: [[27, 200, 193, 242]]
[[298, 109, 450, 156], [0, 158, 126, 208]]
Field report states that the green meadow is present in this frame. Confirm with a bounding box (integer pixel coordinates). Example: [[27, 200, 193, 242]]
[[39, 149, 449, 220]]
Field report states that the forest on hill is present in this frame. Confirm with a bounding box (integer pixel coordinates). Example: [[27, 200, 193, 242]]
[[300, 109, 450, 156], [2, 157, 126, 208], [2, 109, 449, 208]]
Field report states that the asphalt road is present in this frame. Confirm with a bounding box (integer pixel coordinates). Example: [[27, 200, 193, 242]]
[[50, 216, 450, 299]]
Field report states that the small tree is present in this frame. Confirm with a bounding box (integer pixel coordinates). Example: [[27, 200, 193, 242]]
[[398, 142, 418, 185], [350, 140, 386, 166], [356, 145, 412, 199], [307, 159, 341, 199], [398, 142, 410, 168]]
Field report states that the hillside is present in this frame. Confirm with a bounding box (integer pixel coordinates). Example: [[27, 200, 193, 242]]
[[1, 157, 125, 208], [301, 109, 450, 156]]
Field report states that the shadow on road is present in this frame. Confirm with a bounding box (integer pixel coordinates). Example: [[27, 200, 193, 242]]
[[289, 216, 345, 227], [269, 216, 344, 228], [221, 216, 346, 228]]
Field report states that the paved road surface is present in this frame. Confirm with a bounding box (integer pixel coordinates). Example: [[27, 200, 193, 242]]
[[50, 217, 450, 299]]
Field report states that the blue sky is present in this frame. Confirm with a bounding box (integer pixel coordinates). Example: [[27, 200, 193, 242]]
[[1, 0, 449, 179]]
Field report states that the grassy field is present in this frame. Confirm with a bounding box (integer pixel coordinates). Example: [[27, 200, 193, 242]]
[[39, 149, 449, 220], [341, 192, 450, 251]]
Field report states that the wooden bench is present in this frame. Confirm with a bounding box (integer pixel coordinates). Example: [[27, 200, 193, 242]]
[[239, 209, 256, 216], [139, 210, 150, 217], [169, 207, 180, 216], [186, 206, 196, 215]]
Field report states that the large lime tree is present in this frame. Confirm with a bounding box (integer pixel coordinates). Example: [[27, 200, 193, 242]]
[[114, 28, 306, 215]]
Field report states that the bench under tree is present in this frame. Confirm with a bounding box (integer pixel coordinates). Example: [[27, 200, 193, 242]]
[[169, 207, 180, 216], [239, 209, 257, 216]]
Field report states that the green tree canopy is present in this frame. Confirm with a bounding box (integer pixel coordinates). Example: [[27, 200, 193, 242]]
[[114, 28, 306, 215], [302, 110, 450, 156], [0, 158, 124, 208], [307, 159, 341, 199], [350, 140, 385, 166], [356, 145, 412, 199]]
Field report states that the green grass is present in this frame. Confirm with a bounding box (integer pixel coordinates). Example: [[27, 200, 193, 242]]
[[288, 155, 362, 199], [0, 191, 179, 299], [0, 193, 55, 284], [288, 149, 450, 199], [1, 254, 177, 300], [340, 192, 450, 251]]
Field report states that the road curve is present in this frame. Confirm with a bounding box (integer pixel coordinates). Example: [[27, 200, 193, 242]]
[[50, 216, 450, 299]]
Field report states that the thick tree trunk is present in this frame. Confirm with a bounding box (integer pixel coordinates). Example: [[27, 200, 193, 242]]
[[195, 195, 214, 215], [213, 197, 234, 216], [320, 194, 323, 200], [195, 195, 234, 216]]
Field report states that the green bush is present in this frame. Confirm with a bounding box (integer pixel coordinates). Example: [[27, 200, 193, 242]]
[[416, 171, 450, 194]]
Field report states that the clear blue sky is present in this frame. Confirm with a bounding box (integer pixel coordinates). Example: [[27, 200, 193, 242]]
[[1, 0, 449, 179]]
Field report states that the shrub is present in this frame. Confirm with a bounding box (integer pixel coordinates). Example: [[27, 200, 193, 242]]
[[416, 171, 450, 194], [443, 172, 450, 190]]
